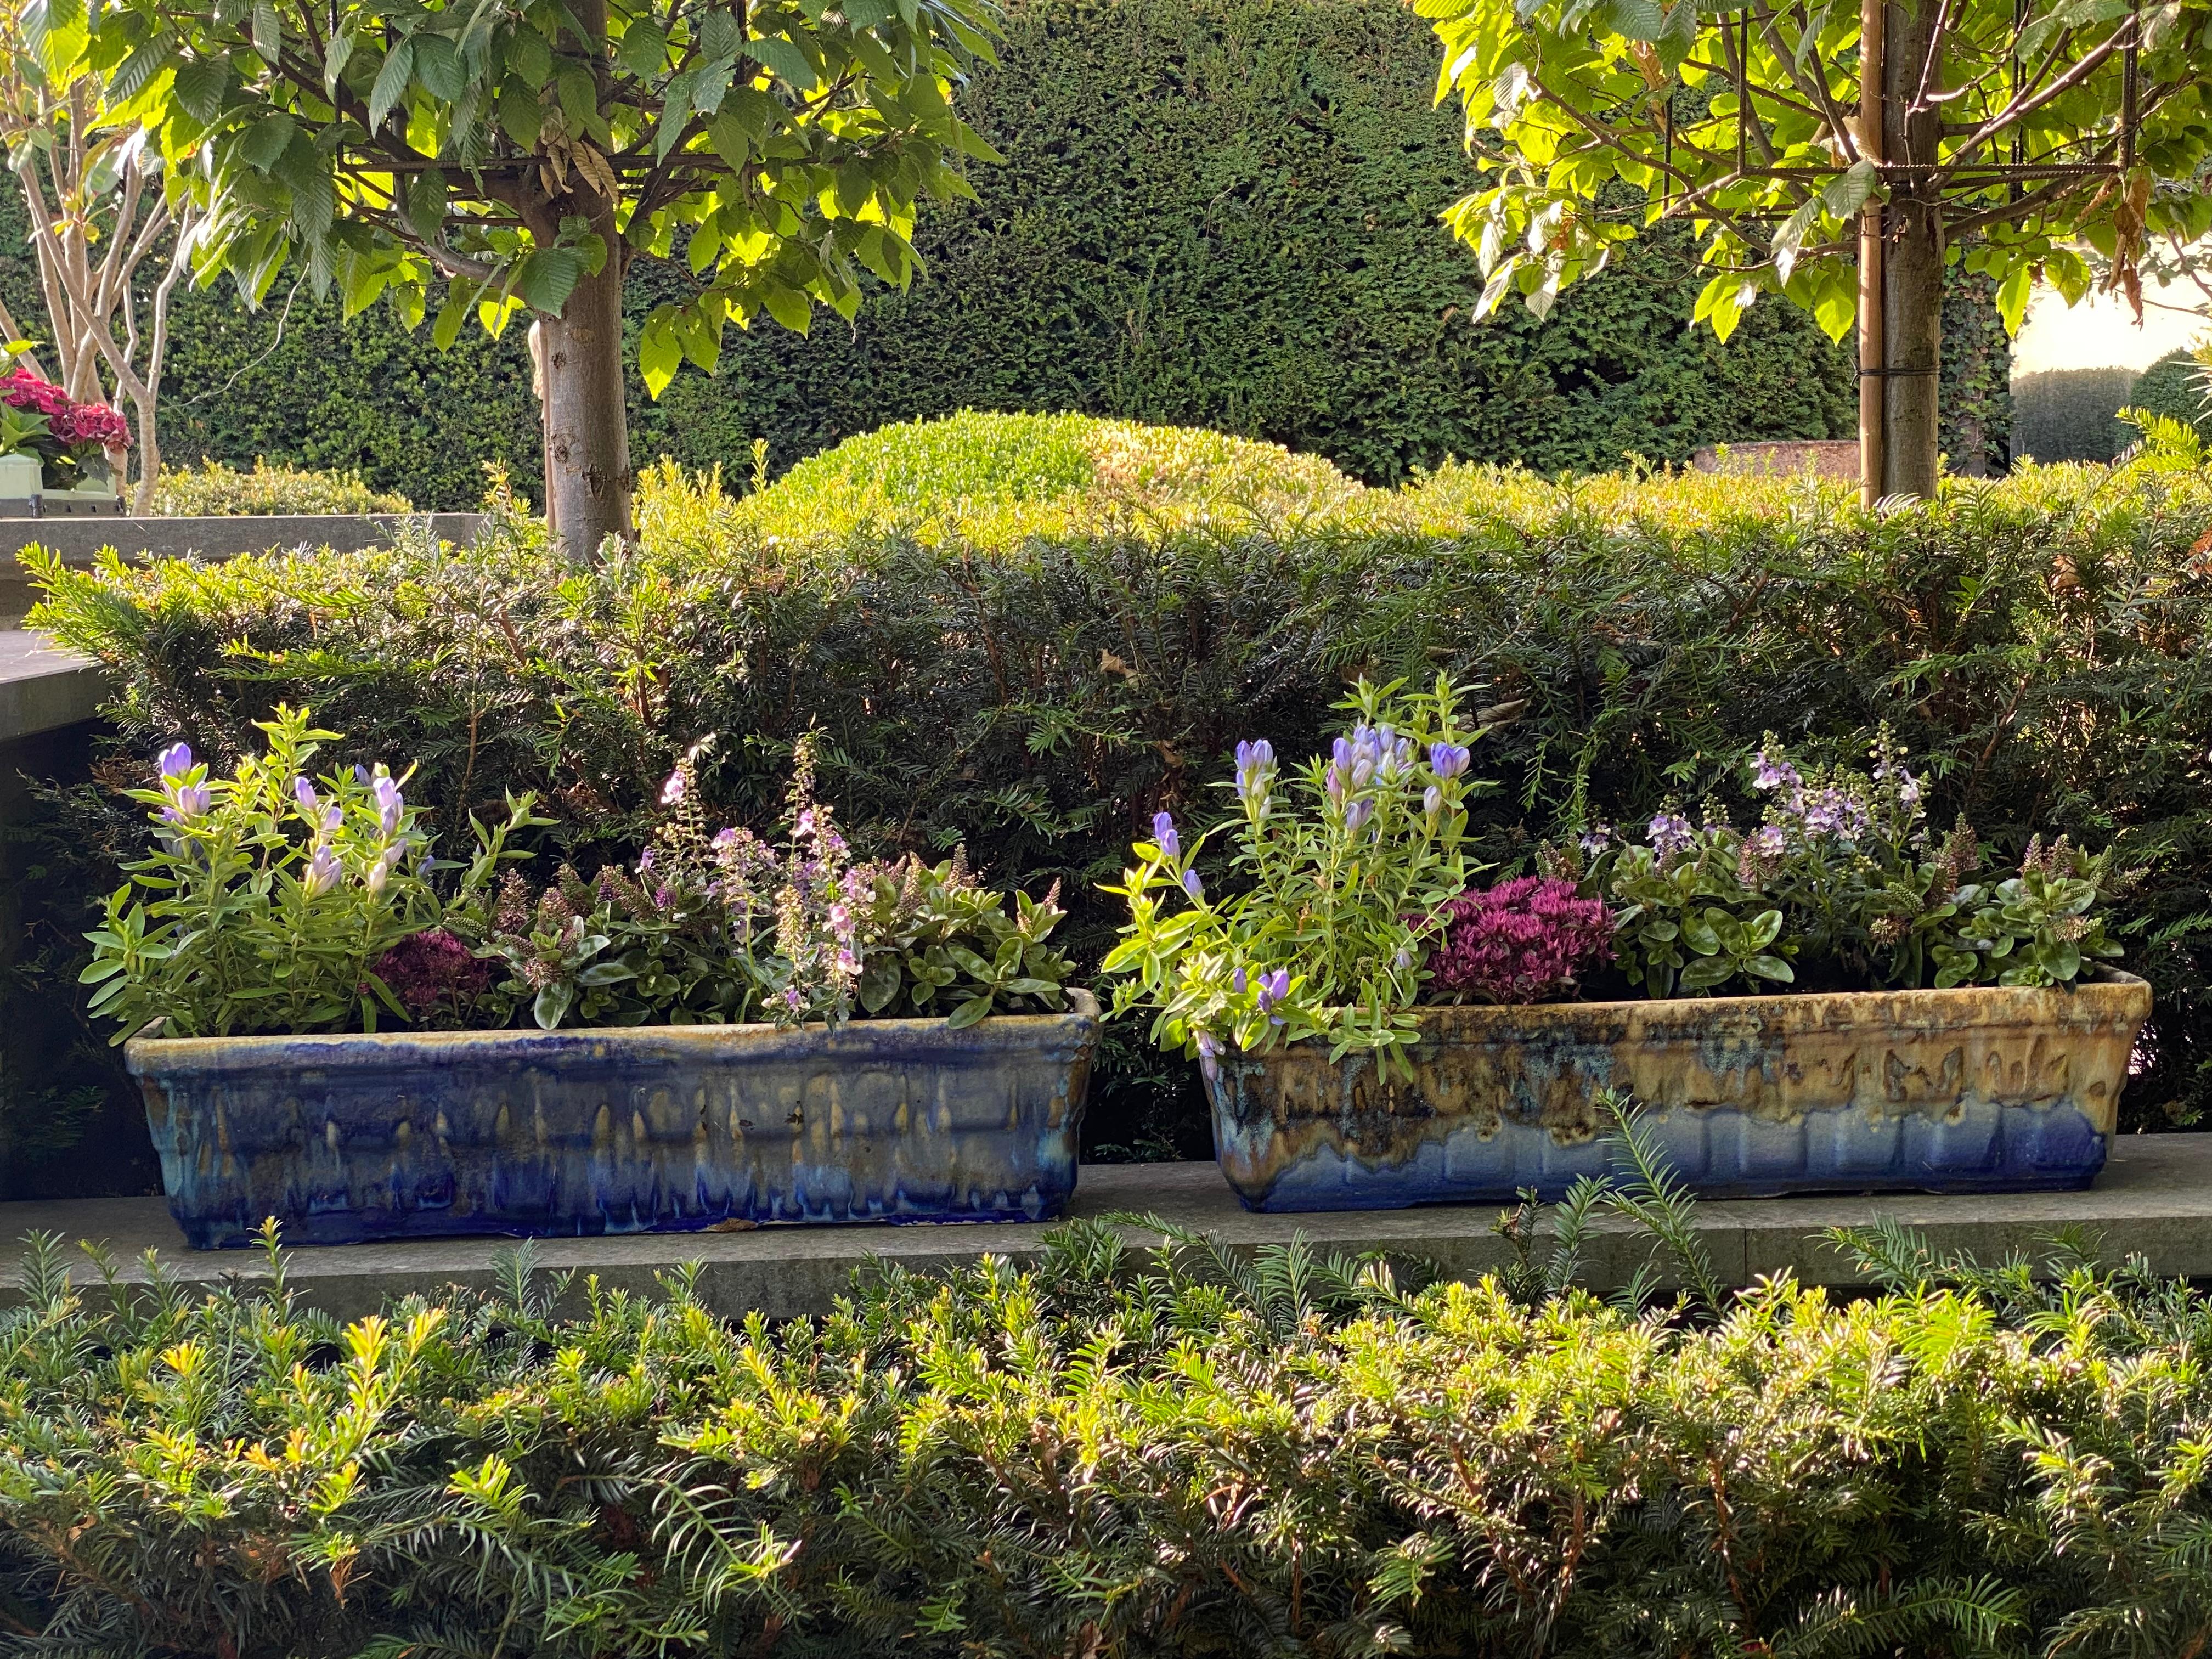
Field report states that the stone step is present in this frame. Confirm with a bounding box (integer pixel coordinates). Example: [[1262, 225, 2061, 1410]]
[[2, 1137, 2206, 1321]]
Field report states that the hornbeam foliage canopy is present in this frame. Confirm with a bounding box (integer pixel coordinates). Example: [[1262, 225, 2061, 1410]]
[[1418, 0, 2212, 341], [28, 0, 1000, 391]]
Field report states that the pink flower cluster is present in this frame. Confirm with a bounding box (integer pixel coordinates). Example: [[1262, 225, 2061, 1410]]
[[0, 368, 131, 449], [1427, 876, 1616, 1005]]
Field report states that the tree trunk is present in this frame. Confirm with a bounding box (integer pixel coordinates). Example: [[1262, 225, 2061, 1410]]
[[538, 225, 632, 563], [1880, 0, 1944, 499]]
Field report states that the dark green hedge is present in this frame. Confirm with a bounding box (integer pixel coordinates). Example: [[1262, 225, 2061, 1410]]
[[2012, 366, 2141, 463], [0, 0, 2007, 506]]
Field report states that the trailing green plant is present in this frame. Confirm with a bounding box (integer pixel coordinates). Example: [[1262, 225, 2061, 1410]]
[[1103, 675, 1485, 1069]]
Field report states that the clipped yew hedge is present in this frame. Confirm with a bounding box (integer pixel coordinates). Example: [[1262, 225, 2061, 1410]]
[[0, 1211, 2208, 1656]]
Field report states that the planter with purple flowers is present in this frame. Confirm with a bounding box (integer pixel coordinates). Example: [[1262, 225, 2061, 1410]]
[[1200, 973, 2151, 1211], [90, 713, 1094, 1246], [1110, 696, 2150, 1212]]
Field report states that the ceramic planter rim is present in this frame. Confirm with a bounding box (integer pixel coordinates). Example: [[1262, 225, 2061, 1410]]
[[124, 986, 1100, 1075], [1219, 968, 2148, 1054]]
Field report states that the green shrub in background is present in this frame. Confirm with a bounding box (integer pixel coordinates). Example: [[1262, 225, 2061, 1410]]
[[150, 459, 414, 517], [3, 1204, 2212, 1655], [2130, 347, 2212, 439], [0, 0, 2007, 508], [2011, 365, 2141, 462], [19, 413, 2212, 1178]]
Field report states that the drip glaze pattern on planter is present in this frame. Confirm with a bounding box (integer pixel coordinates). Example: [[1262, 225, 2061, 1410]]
[[128, 991, 1097, 1249], [1204, 975, 2151, 1211]]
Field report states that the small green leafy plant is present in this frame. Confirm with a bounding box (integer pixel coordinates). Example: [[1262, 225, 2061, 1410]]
[[87, 720, 1074, 1041], [79, 706, 534, 1040], [1556, 731, 2126, 996], [1104, 675, 1485, 1070]]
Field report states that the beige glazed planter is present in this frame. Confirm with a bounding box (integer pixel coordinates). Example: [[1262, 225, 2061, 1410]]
[[1204, 973, 2152, 1211]]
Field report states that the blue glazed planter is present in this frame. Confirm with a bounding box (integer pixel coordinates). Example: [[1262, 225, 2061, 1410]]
[[127, 991, 1097, 1249], [1205, 974, 2151, 1212]]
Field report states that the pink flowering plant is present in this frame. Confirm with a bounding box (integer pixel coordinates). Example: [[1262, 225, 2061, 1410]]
[[1104, 675, 1486, 1073], [0, 366, 129, 488], [1426, 877, 1614, 1004], [1555, 729, 2126, 996], [81, 706, 537, 1039], [461, 733, 1071, 1031]]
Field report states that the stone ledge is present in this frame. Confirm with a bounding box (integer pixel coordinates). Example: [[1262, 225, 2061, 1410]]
[[0, 631, 103, 743], [2, 1136, 2205, 1321]]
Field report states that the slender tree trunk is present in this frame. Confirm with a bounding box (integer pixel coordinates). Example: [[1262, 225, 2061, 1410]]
[[1881, 0, 1944, 499], [538, 224, 631, 562], [534, 0, 631, 563]]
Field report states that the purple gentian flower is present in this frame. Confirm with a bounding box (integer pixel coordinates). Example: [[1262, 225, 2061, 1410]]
[[372, 776, 404, 836], [157, 742, 193, 781], [1182, 868, 1204, 900], [304, 843, 342, 898], [161, 781, 211, 823], [1423, 785, 1444, 822], [1152, 810, 1180, 859], [1345, 797, 1374, 833], [1234, 740, 1276, 806], [292, 776, 319, 813], [1429, 741, 1471, 779], [1232, 967, 1248, 995], [1256, 968, 1290, 1016]]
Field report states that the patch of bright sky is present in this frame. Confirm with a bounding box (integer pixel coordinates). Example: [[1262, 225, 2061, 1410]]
[[2011, 274, 2209, 376]]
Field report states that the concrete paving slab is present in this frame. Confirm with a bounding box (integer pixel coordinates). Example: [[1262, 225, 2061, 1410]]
[[2, 1137, 2206, 1321]]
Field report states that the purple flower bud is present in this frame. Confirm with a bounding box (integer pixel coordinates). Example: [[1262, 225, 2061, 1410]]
[[1429, 742, 1471, 779], [321, 804, 343, 835], [304, 844, 342, 898], [1152, 810, 1180, 859], [163, 782, 211, 821], [1255, 968, 1290, 1014], [1232, 966, 1248, 995], [157, 742, 193, 781], [372, 776, 404, 836], [1424, 785, 1444, 821], [1182, 867, 1204, 900], [1345, 798, 1374, 833], [354, 764, 373, 786], [292, 776, 318, 812]]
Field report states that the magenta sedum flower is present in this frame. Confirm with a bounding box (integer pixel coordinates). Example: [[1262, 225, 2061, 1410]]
[[1427, 877, 1615, 1005], [370, 928, 489, 1020]]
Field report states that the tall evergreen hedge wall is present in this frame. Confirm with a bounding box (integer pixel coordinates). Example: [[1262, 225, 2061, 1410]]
[[0, 0, 2007, 506]]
